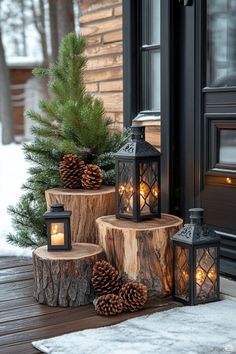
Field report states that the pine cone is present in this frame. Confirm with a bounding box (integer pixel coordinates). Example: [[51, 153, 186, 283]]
[[92, 260, 122, 296], [119, 281, 148, 312], [59, 154, 85, 189], [81, 164, 103, 190], [95, 294, 123, 316]]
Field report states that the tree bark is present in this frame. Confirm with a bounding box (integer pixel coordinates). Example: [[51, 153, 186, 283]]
[[45, 186, 116, 243], [57, 0, 75, 45], [0, 30, 14, 145], [33, 243, 105, 307], [48, 0, 59, 62], [97, 214, 183, 298]]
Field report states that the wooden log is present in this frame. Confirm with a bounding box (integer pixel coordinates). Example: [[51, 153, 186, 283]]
[[96, 214, 183, 298], [32, 243, 104, 307], [45, 186, 115, 243]]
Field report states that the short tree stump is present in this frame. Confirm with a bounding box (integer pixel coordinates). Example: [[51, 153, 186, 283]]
[[32, 243, 104, 307], [96, 214, 183, 297], [45, 186, 115, 244]]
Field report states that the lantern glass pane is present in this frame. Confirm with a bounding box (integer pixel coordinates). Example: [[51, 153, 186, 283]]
[[118, 161, 134, 215], [50, 223, 65, 245], [139, 161, 159, 216], [174, 246, 190, 302], [195, 247, 218, 302]]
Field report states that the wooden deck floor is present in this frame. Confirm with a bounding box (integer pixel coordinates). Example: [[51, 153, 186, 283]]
[[0, 256, 181, 354]]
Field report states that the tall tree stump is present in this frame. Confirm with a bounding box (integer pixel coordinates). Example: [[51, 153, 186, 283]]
[[96, 214, 183, 298], [45, 186, 115, 243], [33, 243, 104, 307]]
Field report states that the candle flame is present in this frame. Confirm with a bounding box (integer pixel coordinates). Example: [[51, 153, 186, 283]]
[[226, 177, 232, 184]]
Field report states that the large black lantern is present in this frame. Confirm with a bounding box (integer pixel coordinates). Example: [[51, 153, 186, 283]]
[[115, 126, 161, 221], [44, 204, 72, 251], [172, 208, 220, 305]]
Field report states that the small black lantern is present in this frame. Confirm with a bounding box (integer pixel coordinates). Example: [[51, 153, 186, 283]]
[[44, 204, 72, 251], [172, 208, 220, 305], [115, 126, 161, 221]]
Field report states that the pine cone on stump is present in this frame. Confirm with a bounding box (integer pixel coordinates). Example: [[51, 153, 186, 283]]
[[81, 164, 103, 190], [59, 154, 85, 189], [95, 294, 123, 316], [92, 260, 122, 296], [119, 280, 148, 312]]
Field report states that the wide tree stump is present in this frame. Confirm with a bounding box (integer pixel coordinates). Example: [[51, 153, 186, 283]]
[[32, 243, 104, 307], [96, 214, 183, 298], [45, 186, 115, 243]]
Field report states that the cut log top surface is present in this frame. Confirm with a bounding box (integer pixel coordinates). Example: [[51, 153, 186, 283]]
[[33, 243, 103, 261], [96, 214, 183, 230], [46, 186, 115, 196]]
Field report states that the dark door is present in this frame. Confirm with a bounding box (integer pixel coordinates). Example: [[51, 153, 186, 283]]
[[173, 0, 236, 277]]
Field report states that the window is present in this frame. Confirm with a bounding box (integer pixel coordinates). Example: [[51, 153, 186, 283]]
[[123, 0, 161, 125], [141, 0, 161, 113]]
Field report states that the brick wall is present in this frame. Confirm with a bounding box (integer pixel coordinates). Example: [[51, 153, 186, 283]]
[[80, 0, 123, 130]]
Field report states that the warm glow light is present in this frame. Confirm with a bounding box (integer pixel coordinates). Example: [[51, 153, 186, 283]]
[[208, 267, 217, 282], [118, 185, 125, 194], [140, 182, 149, 208], [50, 223, 65, 245], [182, 270, 189, 282], [196, 267, 205, 285], [152, 187, 159, 198], [226, 177, 232, 184]]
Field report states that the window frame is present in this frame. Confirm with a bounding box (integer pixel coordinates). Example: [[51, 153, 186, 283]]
[[123, 0, 174, 213]]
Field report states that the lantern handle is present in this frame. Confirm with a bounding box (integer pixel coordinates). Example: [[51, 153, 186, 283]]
[[189, 208, 204, 225]]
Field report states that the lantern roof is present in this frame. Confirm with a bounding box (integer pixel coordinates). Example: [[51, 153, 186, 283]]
[[44, 203, 72, 219], [172, 208, 220, 245], [115, 126, 161, 158]]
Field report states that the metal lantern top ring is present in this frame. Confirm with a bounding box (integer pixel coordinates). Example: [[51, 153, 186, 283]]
[[115, 126, 161, 222]]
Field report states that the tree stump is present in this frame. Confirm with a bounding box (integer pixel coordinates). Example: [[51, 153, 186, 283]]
[[96, 214, 183, 298], [32, 243, 104, 307], [45, 186, 115, 243]]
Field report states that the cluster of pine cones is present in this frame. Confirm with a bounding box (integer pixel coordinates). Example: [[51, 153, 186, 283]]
[[92, 260, 148, 316], [59, 154, 103, 190]]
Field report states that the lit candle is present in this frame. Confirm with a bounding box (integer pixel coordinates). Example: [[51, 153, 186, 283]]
[[226, 177, 232, 184], [208, 267, 217, 281], [196, 268, 205, 285], [51, 232, 65, 245], [140, 182, 148, 209]]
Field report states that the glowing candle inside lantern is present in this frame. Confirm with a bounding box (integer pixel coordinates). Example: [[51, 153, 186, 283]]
[[50, 223, 65, 245], [196, 268, 205, 285], [140, 182, 149, 209], [208, 267, 217, 282]]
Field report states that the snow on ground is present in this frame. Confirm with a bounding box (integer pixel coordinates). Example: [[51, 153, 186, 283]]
[[0, 125, 32, 257]]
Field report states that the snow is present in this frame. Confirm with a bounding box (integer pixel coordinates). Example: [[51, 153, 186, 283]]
[[0, 124, 32, 257]]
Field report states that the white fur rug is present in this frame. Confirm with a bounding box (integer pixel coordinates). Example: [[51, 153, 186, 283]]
[[33, 299, 236, 354]]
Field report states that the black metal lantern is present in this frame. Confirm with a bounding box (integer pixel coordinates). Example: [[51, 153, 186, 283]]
[[115, 126, 161, 221], [44, 204, 72, 251], [172, 208, 220, 305]]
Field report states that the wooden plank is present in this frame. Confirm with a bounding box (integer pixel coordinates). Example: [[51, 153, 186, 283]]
[[0, 270, 34, 284], [80, 8, 113, 24], [0, 257, 32, 270], [103, 30, 122, 44], [0, 300, 180, 347], [0, 343, 40, 354], [0, 297, 39, 312], [0, 304, 67, 323], [0, 280, 33, 301], [86, 54, 122, 70], [85, 42, 122, 57]]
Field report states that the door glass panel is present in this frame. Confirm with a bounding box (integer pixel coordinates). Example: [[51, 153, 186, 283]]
[[207, 0, 236, 87], [219, 129, 236, 164]]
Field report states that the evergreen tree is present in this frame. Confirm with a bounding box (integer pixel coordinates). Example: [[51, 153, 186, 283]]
[[7, 33, 129, 248]]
